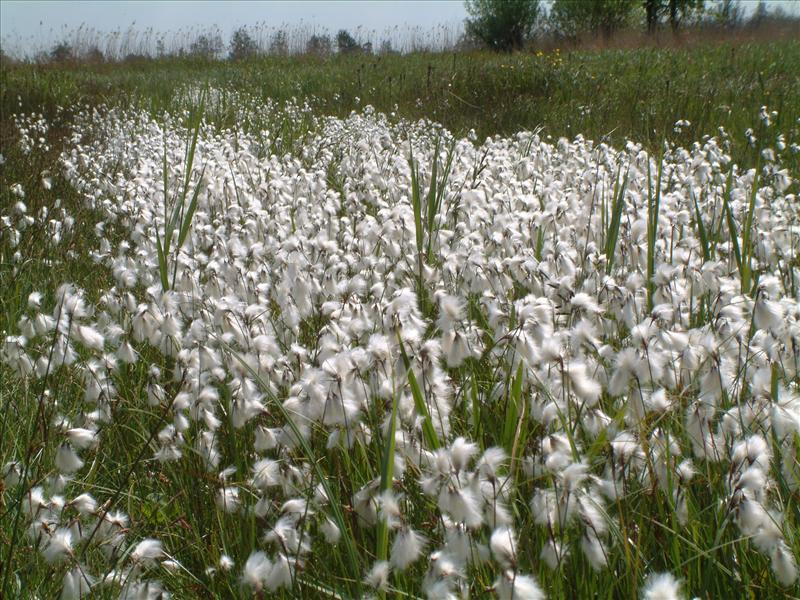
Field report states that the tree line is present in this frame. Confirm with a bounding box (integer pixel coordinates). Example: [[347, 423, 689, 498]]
[[2, 0, 795, 65], [466, 0, 786, 51], [29, 27, 381, 65]]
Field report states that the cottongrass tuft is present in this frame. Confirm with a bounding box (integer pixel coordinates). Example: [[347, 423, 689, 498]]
[[494, 570, 546, 600], [641, 572, 683, 600]]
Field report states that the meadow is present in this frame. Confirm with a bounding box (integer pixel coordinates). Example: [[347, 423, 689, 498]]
[[1, 40, 799, 599]]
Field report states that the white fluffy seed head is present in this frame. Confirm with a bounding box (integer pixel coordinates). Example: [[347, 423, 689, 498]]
[[771, 541, 799, 587], [494, 570, 545, 600], [581, 532, 608, 571], [219, 554, 235, 571], [65, 428, 97, 450], [641, 572, 682, 600], [61, 567, 94, 600], [242, 551, 271, 590], [28, 291, 43, 310], [69, 493, 97, 515], [55, 444, 84, 474], [390, 527, 426, 571], [450, 437, 478, 472], [490, 526, 518, 568], [365, 560, 390, 591], [320, 517, 341, 544], [437, 294, 465, 330], [43, 528, 73, 563], [540, 538, 568, 570], [215, 487, 241, 513], [131, 538, 163, 564]]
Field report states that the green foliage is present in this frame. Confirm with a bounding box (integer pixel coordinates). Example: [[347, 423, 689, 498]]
[[269, 29, 289, 56], [336, 29, 361, 54], [155, 97, 205, 291], [646, 155, 663, 311], [717, 0, 744, 28], [550, 0, 638, 38], [465, 0, 541, 51], [379, 39, 396, 55], [3, 42, 797, 170], [49, 41, 74, 63], [229, 26, 258, 61], [189, 33, 223, 60], [644, 0, 705, 33], [604, 166, 629, 273], [306, 33, 332, 56]]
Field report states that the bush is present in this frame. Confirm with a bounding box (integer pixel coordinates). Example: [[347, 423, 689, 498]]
[[230, 27, 258, 60], [465, 0, 541, 51], [549, 0, 638, 39], [336, 29, 361, 54], [269, 30, 289, 56], [49, 42, 74, 63], [306, 34, 332, 57], [189, 34, 223, 60]]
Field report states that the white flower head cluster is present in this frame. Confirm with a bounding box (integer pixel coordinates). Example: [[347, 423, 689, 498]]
[[2, 94, 799, 598]]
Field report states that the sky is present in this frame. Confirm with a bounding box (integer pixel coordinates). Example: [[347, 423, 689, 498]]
[[1, 1, 796, 56]]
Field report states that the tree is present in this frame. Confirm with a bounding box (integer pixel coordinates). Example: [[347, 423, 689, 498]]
[[49, 41, 74, 63], [465, 0, 540, 52], [379, 39, 396, 55], [336, 29, 360, 54], [190, 33, 223, 60], [229, 27, 258, 60], [644, 0, 661, 33], [642, 0, 704, 33], [86, 46, 105, 63], [269, 30, 289, 56], [306, 34, 332, 57], [668, 0, 704, 32], [718, 0, 742, 28], [0, 47, 15, 66], [750, 1, 768, 27], [550, 0, 637, 39]]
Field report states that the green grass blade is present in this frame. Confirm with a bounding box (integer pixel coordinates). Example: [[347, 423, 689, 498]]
[[690, 187, 710, 262], [605, 166, 629, 273], [398, 339, 441, 450], [721, 169, 743, 280], [740, 163, 760, 293], [409, 146, 423, 257], [176, 165, 206, 250], [375, 387, 399, 569], [162, 134, 172, 254], [425, 136, 440, 242], [155, 228, 169, 292], [646, 154, 663, 312], [426, 138, 456, 263], [502, 361, 524, 454], [470, 372, 482, 449]]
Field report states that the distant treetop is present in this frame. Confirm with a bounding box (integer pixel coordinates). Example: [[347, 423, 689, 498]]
[[465, 0, 541, 52]]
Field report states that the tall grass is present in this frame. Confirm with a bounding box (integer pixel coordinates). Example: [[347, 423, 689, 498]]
[[0, 21, 466, 62], [155, 95, 205, 291], [3, 41, 799, 167]]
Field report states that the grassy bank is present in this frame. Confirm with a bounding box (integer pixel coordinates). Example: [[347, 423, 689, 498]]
[[3, 40, 799, 163]]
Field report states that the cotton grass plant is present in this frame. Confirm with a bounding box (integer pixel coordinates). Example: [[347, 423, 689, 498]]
[[1, 93, 800, 600]]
